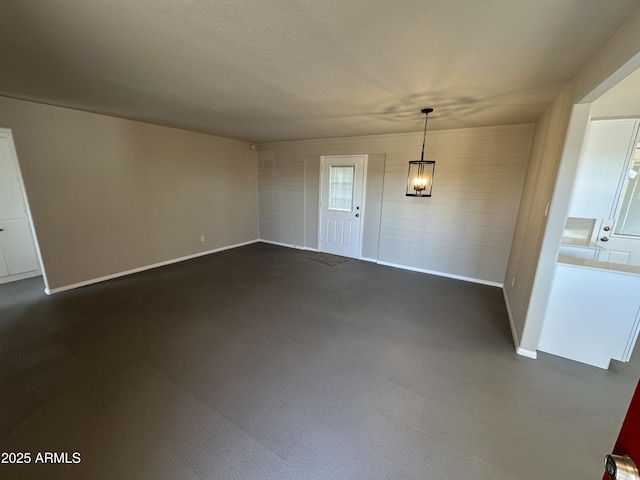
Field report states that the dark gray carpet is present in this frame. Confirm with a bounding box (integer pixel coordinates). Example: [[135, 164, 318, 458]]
[[0, 242, 638, 479]]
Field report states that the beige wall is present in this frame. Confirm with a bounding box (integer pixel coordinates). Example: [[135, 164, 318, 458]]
[[361, 154, 386, 260], [303, 156, 320, 250], [591, 68, 640, 118], [572, 8, 640, 105], [503, 88, 574, 351], [520, 102, 591, 353], [0, 96, 259, 291], [258, 124, 533, 285]]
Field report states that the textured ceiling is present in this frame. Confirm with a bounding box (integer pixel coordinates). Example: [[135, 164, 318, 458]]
[[1, 0, 639, 142]]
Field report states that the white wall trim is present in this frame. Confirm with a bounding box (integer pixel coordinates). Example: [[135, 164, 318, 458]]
[[260, 242, 502, 287], [45, 240, 260, 295], [359, 256, 378, 263], [259, 239, 319, 252], [261, 240, 380, 261], [259, 239, 305, 250], [502, 288, 538, 359], [376, 260, 503, 288], [0, 270, 42, 285], [516, 347, 538, 359]]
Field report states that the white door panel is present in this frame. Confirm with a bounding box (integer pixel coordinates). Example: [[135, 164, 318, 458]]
[[0, 131, 41, 280], [601, 250, 631, 264], [327, 219, 354, 247], [0, 137, 26, 220], [0, 247, 8, 277], [342, 220, 352, 245], [596, 233, 640, 266], [0, 219, 39, 275], [319, 156, 365, 258], [327, 219, 337, 243]]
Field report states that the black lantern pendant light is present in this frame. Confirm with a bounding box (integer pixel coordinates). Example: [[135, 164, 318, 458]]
[[406, 108, 436, 197]]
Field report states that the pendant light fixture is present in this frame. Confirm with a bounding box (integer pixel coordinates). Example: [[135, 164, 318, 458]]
[[406, 108, 436, 197]]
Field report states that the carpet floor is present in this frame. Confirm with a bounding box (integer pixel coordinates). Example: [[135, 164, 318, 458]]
[[0, 242, 638, 479]]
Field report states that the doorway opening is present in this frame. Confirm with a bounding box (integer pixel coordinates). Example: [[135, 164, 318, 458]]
[[0, 129, 45, 286]]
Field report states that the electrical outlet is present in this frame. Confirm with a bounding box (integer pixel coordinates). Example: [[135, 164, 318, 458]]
[[200, 235, 205, 242]]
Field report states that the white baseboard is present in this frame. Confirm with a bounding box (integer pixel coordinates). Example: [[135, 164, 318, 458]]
[[502, 288, 537, 359], [516, 346, 538, 359], [377, 260, 504, 288], [359, 256, 378, 263], [0, 269, 42, 285], [45, 239, 260, 295], [259, 242, 504, 288], [258, 239, 318, 252]]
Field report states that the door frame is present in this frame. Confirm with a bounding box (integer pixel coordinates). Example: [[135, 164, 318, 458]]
[[0, 128, 47, 287], [318, 155, 368, 259]]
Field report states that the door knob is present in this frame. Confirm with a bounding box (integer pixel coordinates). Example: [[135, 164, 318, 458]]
[[603, 226, 611, 232], [605, 454, 639, 480], [355, 214, 360, 217], [601, 236, 610, 242]]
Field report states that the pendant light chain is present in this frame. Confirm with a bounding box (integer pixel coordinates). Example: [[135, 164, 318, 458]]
[[420, 113, 429, 161]]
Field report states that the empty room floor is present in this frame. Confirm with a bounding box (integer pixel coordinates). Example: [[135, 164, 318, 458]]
[[0, 242, 638, 479]]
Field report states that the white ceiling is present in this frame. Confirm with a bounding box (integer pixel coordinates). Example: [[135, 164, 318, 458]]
[[1, 0, 639, 142]]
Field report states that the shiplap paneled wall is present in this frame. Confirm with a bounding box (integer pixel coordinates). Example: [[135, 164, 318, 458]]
[[258, 124, 533, 285], [258, 150, 306, 247]]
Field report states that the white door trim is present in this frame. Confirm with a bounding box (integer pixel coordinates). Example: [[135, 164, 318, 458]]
[[318, 155, 368, 259], [0, 128, 47, 288]]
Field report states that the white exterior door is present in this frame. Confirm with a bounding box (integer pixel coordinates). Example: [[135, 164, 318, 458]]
[[596, 137, 640, 266], [596, 233, 640, 265], [568, 120, 638, 218], [596, 218, 640, 265], [0, 132, 41, 281], [319, 155, 365, 258]]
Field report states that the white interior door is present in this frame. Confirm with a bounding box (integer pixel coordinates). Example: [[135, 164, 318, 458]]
[[0, 219, 39, 275], [319, 155, 365, 258], [0, 132, 41, 280], [0, 137, 27, 220]]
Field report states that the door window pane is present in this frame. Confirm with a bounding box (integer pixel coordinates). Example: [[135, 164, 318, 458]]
[[329, 166, 354, 211]]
